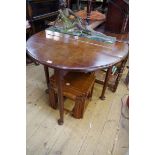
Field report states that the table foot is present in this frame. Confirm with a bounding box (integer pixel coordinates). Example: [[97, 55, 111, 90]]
[[45, 89, 49, 94], [34, 61, 40, 66], [100, 96, 105, 100], [58, 119, 64, 125]]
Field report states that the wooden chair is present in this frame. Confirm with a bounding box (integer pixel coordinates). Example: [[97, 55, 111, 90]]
[[105, 0, 129, 33], [49, 72, 95, 119], [92, 32, 128, 99], [95, 55, 128, 100]]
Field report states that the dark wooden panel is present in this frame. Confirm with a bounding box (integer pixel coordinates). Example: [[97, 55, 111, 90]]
[[105, 0, 129, 33], [26, 0, 59, 33], [27, 0, 59, 17]]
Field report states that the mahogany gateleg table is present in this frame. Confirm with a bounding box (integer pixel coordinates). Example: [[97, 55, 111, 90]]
[[26, 31, 128, 125]]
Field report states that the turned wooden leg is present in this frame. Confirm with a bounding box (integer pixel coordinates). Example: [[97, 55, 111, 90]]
[[77, 0, 80, 10], [124, 70, 129, 86], [100, 66, 112, 100], [113, 57, 128, 92], [87, 0, 92, 24], [44, 65, 50, 93], [66, 0, 71, 8], [55, 69, 65, 125]]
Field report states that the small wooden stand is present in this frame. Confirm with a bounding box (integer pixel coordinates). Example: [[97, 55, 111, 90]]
[[49, 72, 95, 119]]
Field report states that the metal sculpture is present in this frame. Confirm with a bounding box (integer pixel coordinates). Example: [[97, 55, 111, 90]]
[[47, 0, 116, 43]]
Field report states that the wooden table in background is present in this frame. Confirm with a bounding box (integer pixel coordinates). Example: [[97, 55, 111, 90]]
[[26, 31, 128, 125]]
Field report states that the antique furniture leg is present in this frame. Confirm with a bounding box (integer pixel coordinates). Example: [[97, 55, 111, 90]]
[[66, 0, 71, 8], [124, 69, 129, 86], [77, 0, 80, 10], [100, 66, 112, 100], [55, 69, 65, 125], [44, 65, 50, 93], [72, 98, 85, 119], [112, 57, 128, 92], [87, 0, 92, 24]]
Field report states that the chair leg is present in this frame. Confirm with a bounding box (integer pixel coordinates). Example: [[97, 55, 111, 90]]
[[113, 58, 128, 92], [100, 66, 112, 100], [72, 98, 85, 119], [49, 86, 58, 109]]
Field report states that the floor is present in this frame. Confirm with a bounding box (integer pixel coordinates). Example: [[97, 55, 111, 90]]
[[26, 64, 129, 155]]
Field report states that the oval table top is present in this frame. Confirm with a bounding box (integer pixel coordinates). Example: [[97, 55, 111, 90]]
[[26, 31, 128, 71]]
